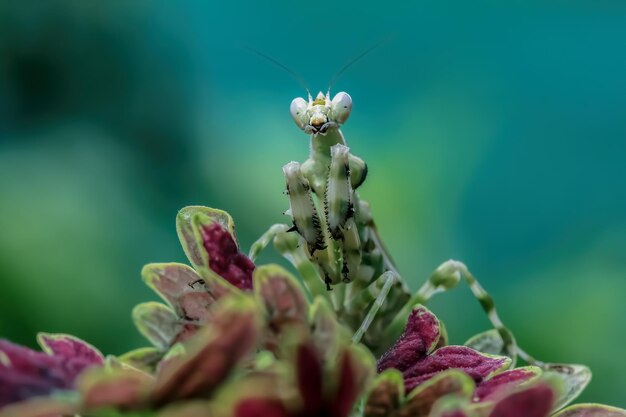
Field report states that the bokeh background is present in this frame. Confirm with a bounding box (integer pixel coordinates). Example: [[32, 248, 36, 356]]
[[1, 0, 625, 407]]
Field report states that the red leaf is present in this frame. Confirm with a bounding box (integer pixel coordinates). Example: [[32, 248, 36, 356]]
[[38, 334, 104, 384], [403, 346, 509, 391], [475, 367, 541, 402], [201, 224, 255, 290], [378, 306, 442, 373], [235, 398, 290, 417], [330, 352, 360, 417], [0, 336, 103, 407], [488, 383, 555, 417], [296, 344, 323, 412]]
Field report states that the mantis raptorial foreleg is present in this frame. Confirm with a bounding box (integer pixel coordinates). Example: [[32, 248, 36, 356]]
[[325, 144, 366, 285], [326, 144, 354, 240], [283, 161, 325, 254], [283, 160, 346, 287], [340, 218, 362, 283]]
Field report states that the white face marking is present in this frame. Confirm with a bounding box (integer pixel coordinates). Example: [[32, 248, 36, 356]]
[[289, 91, 353, 134]]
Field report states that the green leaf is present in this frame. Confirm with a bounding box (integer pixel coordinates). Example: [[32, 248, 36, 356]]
[[464, 329, 506, 356], [403, 369, 475, 417], [429, 395, 473, 417], [553, 404, 626, 417], [117, 347, 164, 374], [310, 296, 346, 362], [132, 302, 181, 350], [88, 409, 157, 417], [543, 363, 592, 411], [364, 369, 404, 417], [159, 401, 214, 417]]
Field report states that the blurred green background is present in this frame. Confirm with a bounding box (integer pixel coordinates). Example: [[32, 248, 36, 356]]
[[1, 0, 625, 406]]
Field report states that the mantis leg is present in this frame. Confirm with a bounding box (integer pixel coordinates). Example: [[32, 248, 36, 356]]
[[272, 229, 329, 302], [379, 260, 537, 367], [459, 264, 542, 367], [457, 264, 519, 366], [249, 223, 330, 302], [351, 270, 399, 344], [248, 223, 290, 261]]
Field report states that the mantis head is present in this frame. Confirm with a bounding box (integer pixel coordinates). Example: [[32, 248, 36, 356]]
[[290, 91, 352, 135]]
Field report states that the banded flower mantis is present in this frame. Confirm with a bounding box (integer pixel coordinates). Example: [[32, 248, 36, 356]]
[[248, 90, 589, 392]]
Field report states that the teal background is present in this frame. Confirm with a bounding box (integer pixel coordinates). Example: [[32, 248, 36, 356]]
[[1, 0, 625, 407]]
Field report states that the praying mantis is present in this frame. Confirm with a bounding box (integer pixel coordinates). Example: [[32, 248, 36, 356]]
[[248, 89, 556, 372]]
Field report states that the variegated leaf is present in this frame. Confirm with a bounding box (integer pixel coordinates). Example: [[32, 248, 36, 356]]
[[464, 329, 506, 357], [553, 404, 626, 417], [132, 302, 181, 350], [543, 363, 592, 411]]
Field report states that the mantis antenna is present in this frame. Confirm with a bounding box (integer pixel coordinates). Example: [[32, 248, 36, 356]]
[[327, 35, 393, 94], [242, 44, 311, 98]]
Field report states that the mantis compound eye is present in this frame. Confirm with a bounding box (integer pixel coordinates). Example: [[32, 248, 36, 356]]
[[330, 92, 352, 124], [290, 97, 309, 130]]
